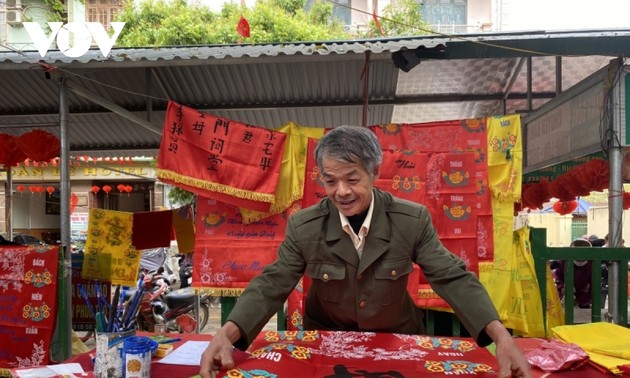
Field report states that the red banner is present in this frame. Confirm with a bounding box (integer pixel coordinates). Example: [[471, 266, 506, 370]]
[[220, 330, 498, 377], [376, 150, 428, 203], [0, 245, 58, 368], [301, 137, 327, 209], [157, 101, 287, 210], [192, 196, 295, 294]]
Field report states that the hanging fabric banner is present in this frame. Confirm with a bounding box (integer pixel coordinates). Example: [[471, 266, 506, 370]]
[[239, 122, 324, 224], [192, 196, 295, 295], [487, 114, 523, 202], [82, 208, 141, 287], [132, 209, 173, 249], [157, 101, 287, 211], [376, 150, 428, 203], [0, 245, 58, 368], [172, 206, 195, 254]]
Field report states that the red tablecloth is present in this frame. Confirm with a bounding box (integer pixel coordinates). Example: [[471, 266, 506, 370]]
[[64, 332, 613, 377]]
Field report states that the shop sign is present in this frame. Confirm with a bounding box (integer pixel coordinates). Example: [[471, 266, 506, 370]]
[[523, 66, 606, 173], [71, 253, 111, 331], [71, 213, 89, 242], [0, 165, 153, 181], [522, 151, 605, 183]]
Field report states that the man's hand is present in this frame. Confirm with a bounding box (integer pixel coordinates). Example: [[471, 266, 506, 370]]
[[199, 321, 241, 378], [484, 320, 532, 378]]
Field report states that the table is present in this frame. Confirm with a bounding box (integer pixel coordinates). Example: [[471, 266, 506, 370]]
[[63, 332, 612, 377]]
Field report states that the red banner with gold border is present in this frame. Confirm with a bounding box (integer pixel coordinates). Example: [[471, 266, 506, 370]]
[[0, 245, 58, 368], [157, 101, 287, 211], [192, 196, 299, 294]]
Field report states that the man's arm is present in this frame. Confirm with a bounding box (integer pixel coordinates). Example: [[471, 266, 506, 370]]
[[484, 320, 532, 378], [199, 321, 242, 378]]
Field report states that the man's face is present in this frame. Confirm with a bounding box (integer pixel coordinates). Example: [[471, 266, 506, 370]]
[[320, 157, 378, 217]]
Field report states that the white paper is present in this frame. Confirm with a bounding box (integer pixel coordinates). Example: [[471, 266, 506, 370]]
[[157, 340, 210, 366], [49, 363, 86, 374], [13, 363, 85, 377]]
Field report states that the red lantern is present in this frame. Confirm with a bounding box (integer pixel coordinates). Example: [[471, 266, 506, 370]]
[[522, 179, 551, 210], [36, 186, 45, 194], [553, 200, 578, 215], [16, 130, 60, 162], [0, 133, 28, 168], [29, 185, 37, 194], [46, 186, 55, 197], [117, 184, 126, 193], [91, 185, 100, 194], [16, 184, 25, 193], [102, 185, 112, 195], [124, 185, 133, 197]]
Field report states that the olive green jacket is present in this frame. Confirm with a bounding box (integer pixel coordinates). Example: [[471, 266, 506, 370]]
[[228, 189, 499, 349]]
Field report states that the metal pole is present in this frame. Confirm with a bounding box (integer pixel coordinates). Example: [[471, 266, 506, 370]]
[[52, 77, 73, 361], [5, 168, 12, 239], [607, 58, 623, 324]]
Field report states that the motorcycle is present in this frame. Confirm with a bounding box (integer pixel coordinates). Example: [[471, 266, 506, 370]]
[[134, 272, 212, 333]]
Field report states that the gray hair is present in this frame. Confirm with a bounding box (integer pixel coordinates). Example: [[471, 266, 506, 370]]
[[314, 126, 383, 175]]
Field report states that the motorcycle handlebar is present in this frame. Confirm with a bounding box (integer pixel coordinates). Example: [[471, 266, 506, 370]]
[[149, 282, 168, 301]]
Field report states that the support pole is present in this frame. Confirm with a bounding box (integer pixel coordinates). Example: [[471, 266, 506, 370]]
[[52, 78, 73, 361], [607, 57, 624, 324], [4, 168, 12, 240]]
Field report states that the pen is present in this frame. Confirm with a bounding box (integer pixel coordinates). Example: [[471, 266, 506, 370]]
[[95, 280, 103, 315], [161, 338, 182, 344], [78, 283, 97, 319], [95, 311, 107, 333], [108, 285, 120, 332]]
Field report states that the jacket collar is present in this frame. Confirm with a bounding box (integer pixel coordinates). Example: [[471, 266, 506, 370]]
[[323, 188, 392, 271]]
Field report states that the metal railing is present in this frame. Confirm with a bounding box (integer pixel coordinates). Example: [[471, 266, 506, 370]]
[[531, 227, 629, 329]]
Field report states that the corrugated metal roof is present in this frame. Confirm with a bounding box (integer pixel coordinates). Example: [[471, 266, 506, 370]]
[[0, 30, 628, 158], [0, 39, 443, 65]]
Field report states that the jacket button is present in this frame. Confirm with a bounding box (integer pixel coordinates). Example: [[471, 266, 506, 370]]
[[359, 300, 367, 308], [357, 274, 363, 280], [322, 273, 329, 280], [391, 270, 397, 277]]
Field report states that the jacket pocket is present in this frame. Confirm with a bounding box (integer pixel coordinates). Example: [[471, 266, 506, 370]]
[[373, 259, 413, 305], [305, 263, 346, 303]]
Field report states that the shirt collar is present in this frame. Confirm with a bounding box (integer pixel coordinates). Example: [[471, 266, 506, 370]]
[[339, 194, 375, 235]]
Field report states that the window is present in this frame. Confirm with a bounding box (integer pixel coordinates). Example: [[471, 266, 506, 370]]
[[305, 0, 351, 27], [421, 0, 467, 27], [86, 0, 123, 31]]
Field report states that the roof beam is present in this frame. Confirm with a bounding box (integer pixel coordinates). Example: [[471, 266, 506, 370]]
[[0, 91, 559, 118], [65, 80, 162, 136]]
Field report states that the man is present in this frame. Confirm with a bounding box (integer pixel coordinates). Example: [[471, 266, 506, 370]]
[[200, 126, 531, 378]]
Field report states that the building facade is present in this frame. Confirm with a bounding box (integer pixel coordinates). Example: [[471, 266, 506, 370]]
[[0, 159, 166, 243]]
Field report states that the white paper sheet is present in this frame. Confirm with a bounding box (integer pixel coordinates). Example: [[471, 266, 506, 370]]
[[157, 340, 210, 366], [13, 363, 85, 377]]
